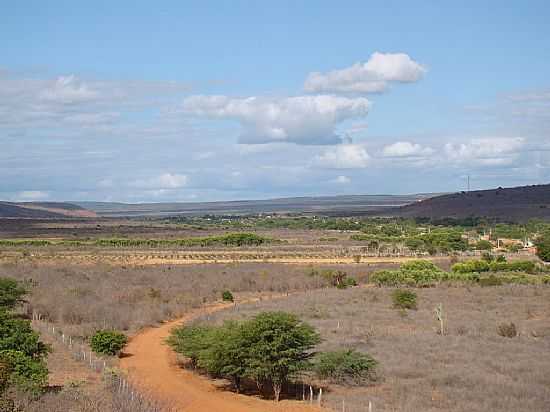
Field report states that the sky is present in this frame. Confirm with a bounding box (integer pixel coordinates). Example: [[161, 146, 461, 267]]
[[1, 0, 550, 203]]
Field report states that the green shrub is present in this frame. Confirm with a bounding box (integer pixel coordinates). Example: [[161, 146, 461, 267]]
[[168, 311, 320, 402], [313, 350, 377, 385], [489, 260, 535, 273], [0, 278, 27, 310], [475, 240, 493, 250], [452, 260, 490, 273], [479, 275, 502, 287], [497, 322, 517, 338], [90, 330, 127, 356], [535, 232, 550, 262], [392, 289, 417, 309], [222, 290, 234, 302]]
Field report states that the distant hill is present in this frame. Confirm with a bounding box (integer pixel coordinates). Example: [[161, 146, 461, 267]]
[[389, 184, 550, 221], [0, 202, 97, 218], [76, 194, 436, 217]]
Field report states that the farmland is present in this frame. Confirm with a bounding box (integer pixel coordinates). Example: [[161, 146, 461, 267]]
[[0, 214, 549, 411]]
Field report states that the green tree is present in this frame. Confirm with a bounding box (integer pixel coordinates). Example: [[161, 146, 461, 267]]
[[0, 278, 27, 310], [241, 312, 320, 401], [167, 325, 215, 368], [0, 282, 50, 396], [535, 232, 550, 262]]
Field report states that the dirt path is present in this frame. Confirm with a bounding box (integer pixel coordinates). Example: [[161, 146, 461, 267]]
[[120, 301, 325, 412]]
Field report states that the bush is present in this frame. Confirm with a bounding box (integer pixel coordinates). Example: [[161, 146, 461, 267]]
[[392, 289, 417, 310], [452, 260, 490, 273], [168, 311, 320, 402], [535, 232, 550, 262], [222, 290, 234, 302], [0, 279, 49, 396], [90, 330, 127, 356], [475, 240, 493, 250], [479, 275, 502, 287], [497, 322, 517, 338], [489, 260, 535, 273], [313, 350, 377, 385], [0, 278, 27, 310]]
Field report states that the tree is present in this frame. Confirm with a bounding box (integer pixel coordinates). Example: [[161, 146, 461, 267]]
[[535, 232, 550, 262], [0, 278, 27, 310], [167, 325, 215, 368], [0, 296, 50, 396], [475, 240, 493, 251], [241, 312, 320, 402]]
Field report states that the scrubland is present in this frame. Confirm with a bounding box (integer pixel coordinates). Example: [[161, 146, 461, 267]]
[[201, 284, 550, 412]]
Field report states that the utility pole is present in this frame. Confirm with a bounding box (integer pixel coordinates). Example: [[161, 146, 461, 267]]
[[467, 175, 470, 192]]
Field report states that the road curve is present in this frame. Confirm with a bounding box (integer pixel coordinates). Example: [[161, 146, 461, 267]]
[[120, 301, 324, 412]]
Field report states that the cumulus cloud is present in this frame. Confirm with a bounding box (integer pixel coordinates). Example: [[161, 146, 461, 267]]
[[444, 137, 525, 166], [382, 141, 434, 157], [181, 95, 370, 145], [130, 173, 188, 189], [304, 52, 426, 94], [314, 144, 370, 168]]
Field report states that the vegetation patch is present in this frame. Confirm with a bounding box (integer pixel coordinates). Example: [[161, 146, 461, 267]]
[[392, 289, 418, 309], [168, 311, 320, 401], [90, 330, 128, 356], [313, 350, 377, 385]]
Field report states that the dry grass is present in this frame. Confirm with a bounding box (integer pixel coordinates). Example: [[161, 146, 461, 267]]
[[0, 259, 398, 338], [203, 284, 550, 412]]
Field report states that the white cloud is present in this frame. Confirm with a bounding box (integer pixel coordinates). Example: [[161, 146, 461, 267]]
[[39, 75, 99, 104], [444, 137, 525, 166], [181, 95, 370, 145], [314, 144, 370, 168], [304, 52, 426, 94], [331, 175, 351, 184], [382, 141, 434, 157], [130, 173, 188, 189]]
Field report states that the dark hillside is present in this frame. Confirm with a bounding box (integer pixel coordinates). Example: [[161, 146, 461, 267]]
[[390, 184, 550, 221]]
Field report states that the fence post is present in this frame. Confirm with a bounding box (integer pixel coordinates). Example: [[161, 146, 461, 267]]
[[309, 386, 313, 404], [369, 400, 373, 412], [318, 388, 322, 406]]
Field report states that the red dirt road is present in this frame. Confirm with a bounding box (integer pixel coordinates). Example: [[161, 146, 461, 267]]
[[120, 302, 324, 412]]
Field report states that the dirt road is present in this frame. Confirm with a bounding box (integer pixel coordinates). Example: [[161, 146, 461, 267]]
[[120, 302, 324, 412]]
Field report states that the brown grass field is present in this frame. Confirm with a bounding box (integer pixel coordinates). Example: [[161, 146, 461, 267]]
[[202, 284, 550, 412]]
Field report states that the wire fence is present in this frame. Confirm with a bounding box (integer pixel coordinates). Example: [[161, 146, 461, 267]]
[[31, 311, 168, 412]]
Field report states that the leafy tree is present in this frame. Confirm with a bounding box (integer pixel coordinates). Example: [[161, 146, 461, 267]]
[[0, 278, 27, 310], [535, 232, 550, 262], [0, 279, 50, 397], [313, 350, 377, 385], [240, 312, 320, 401], [167, 325, 215, 368], [90, 330, 127, 356]]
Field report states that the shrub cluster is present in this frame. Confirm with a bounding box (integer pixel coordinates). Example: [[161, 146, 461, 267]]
[[0, 233, 275, 249], [0, 278, 49, 398], [452, 259, 536, 274], [306, 269, 357, 289], [392, 289, 417, 309], [167, 311, 320, 402], [312, 350, 377, 385], [90, 330, 128, 356], [221, 290, 234, 302], [371, 260, 472, 287]]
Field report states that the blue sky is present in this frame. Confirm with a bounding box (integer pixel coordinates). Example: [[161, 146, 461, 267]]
[[1, 1, 550, 202]]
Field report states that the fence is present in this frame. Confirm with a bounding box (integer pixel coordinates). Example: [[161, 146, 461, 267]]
[[31, 311, 168, 412]]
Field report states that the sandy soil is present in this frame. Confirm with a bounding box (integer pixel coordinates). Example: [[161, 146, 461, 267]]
[[120, 301, 325, 412]]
